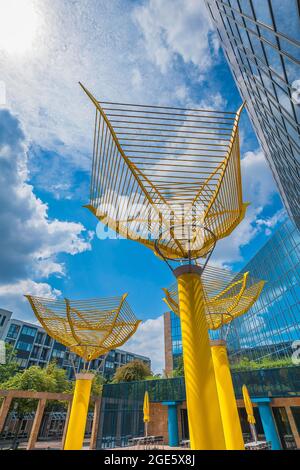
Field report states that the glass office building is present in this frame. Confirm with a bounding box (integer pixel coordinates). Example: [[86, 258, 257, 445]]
[[169, 311, 182, 369], [205, 0, 300, 229], [227, 218, 300, 363], [165, 219, 300, 370]]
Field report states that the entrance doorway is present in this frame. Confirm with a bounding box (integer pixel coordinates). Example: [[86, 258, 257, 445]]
[[180, 409, 189, 440]]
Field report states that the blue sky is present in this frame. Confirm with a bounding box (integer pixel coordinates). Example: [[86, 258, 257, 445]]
[[0, 0, 286, 372]]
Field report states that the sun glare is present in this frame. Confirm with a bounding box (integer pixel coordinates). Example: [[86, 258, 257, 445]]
[[0, 0, 39, 55]]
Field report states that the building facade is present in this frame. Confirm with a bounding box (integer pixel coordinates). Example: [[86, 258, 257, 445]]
[[227, 218, 300, 364], [96, 370, 300, 450], [0, 311, 151, 380], [164, 219, 300, 372], [0, 309, 11, 341], [164, 311, 181, 375], [205, 0, 300, 228]]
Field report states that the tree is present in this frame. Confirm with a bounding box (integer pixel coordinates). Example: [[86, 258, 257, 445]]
[[90, 372, 105, 395], [0, 361, 73, 413], [0, 343, 19, 383], [0, 362, 72, 393], [113, 360, 152, 383], [172, 355, 184, 377]]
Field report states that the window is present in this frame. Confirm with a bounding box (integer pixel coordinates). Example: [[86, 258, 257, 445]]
[[6, 324, 20, 339], [35, 332, 44, 344], [44, 335, 52, 346], [21, 326, 37, 337], [16, 341, 32, 352], [105, 362, 114, 369], [291, 407, 300, 436], [270, 0, 300, 40], [238, 407, 264, 437], [181, 409, 189, 440], [52, 349, 65, 359], [16, 358, 28, 367], [40, 348, 49, 361], [31, 346, 40, 358], [272, 407, 297, 449], [0, 315, 6, 327]]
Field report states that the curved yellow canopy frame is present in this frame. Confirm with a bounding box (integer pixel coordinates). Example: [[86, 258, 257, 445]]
[[25, 294, 141, 361], [163, 265, 264, 330], [80, 83, 247, 260]]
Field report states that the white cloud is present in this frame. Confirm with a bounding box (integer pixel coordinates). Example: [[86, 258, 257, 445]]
[[212, 148, 284, 266], [256, 209, 287, 236], [0, 0, 225, 206], [133, 0, 217, 73], [0, 279, 60, 299], [241, 149, 279, 206], [123, 315, 165, 374], [174, 85, 188, 101], [0, 108, 92, 316], [2, 0, 214, 173], [0, 1, 285, 323], [131, 68, 143, 89]]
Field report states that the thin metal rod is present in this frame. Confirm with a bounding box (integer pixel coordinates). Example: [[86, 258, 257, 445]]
[[100, 101, 237, 114]]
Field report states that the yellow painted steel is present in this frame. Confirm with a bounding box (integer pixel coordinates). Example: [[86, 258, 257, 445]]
[[242, 384, 256, 424], [210, 340, 245, 450], [163, 265, 265, 330], [80, 83, 247, 260], [80, 85, 251, 450], [143, 391, 150, 423], [64, 373, 94, 450], [25, 294, 141, 451], [25, 294, 141, 361], [175, 266, 226, 450], [143, 390, 150, 437]]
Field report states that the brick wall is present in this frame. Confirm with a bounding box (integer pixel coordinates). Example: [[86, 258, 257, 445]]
[[147, 403, 169, 444]]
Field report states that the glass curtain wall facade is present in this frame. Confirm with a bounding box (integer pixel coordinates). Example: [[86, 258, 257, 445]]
[[205, 0, 300, 229], [227, 219, 300, 365], [166, 219, 300, 369], [1, 317, 151, 380], [170, 312, 182, 369]]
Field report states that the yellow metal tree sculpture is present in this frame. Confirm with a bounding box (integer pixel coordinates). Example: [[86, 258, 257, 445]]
[[80, 82, 247, 261], [26, 294, 140, 450], [80, 83, 248, 450], [163, 265, 265, 449]]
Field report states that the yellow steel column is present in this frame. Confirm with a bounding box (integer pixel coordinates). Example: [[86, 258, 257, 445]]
[[210, 340, 245, 450], [174, 265, 226, 450], [64, 373, 94, 450]]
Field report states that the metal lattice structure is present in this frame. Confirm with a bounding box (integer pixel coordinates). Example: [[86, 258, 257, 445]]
[[25, 294, 141, 361], [80, 83, 248, 260], [163, 265, 265, 330]]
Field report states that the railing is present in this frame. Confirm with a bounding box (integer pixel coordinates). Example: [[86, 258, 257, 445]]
[[102, 377, 186, 403]]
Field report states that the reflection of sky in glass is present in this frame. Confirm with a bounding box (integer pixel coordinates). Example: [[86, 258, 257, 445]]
[[169, 220, 300, 364], [205, 0, 300, 229], [252, 0, 273, 27], [227, 219, 300, 361], [271, 0, 300, 40]]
